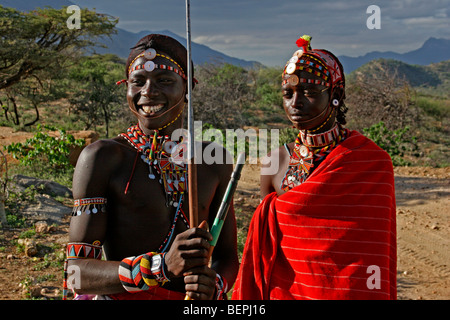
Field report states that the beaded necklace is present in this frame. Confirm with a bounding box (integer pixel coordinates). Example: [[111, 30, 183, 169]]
[[120, 124, 190, 253], [120, 124, 188, 208], [281, 123, 347, 191]]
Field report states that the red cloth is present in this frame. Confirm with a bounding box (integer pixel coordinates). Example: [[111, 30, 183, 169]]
[[232, 130, 396, 300], [109, 286, 186, 300]]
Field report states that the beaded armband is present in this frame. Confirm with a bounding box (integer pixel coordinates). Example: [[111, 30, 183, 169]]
[[66, 242, 103, 260], [72, 197, 107, 216], [118, 252, 169, 293], [63, 241, 103, 300]]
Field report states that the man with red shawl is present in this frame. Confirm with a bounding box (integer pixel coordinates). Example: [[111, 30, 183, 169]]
[[232, 35, 396, 300]]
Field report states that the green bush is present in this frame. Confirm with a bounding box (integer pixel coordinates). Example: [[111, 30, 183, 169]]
[[363, 121, 417, 166], [4, 124, 85, 176]]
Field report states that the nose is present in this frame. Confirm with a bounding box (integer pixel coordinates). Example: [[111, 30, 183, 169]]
[[141, 79, 159, 97], [291, 91, 305, 109]]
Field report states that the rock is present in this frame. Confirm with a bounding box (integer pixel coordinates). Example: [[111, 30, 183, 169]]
[[21, 194, 72, 224], [23, 239, 37, 257], [28, 286, 42, 298], [40, 286, 60, 299], [68, 130, 99, 166], [12, 174, 72, 198], [35, 221, 49, 233]]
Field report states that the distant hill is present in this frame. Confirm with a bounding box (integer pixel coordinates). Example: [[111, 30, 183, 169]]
[[93, 28, 262, 68], [348, 58, 450, 91], [339, 38, 450, 73], [0, 0, 260, 68]]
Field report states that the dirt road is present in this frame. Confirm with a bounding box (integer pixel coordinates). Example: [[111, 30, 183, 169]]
[[234, 164, 450, 300]]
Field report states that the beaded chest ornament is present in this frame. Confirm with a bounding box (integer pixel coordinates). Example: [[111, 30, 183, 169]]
[[281, 123, 347, 191], [120, 124, 188, 208]]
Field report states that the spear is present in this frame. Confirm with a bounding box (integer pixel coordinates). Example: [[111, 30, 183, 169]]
[[185, 0, 198, 229], [208, 152, 246, 255], [185, 152, 246, 300]]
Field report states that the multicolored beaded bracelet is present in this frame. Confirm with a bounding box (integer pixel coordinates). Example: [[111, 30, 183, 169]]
[[118, 252, 169, 293]]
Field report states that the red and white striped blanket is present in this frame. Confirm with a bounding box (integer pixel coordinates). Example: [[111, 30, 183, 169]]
[[232, 130, 397, 300]]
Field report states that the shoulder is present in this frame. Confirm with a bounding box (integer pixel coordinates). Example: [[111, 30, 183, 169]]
[[76, 137, 131, 168], [260, 142, 292, 177], [325, 130, 394, 173], [198, 141, 233, 176], [73, 137, 134, 196], [341, 130, 392, 160]]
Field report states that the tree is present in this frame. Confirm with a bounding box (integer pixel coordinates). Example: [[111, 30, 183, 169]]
[[0, 5, 117, 90], [192, 63, 254, 129], [0, 5, 117, 127], [345, 61, 421, 133], [68, 54, 126, 137]]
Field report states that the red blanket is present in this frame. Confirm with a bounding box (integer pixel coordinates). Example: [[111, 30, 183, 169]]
[[232, 130, 396, 300], [109, 286, 186, 300]]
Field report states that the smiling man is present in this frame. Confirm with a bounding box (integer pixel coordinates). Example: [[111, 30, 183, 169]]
[[64, 34, 238, 300], [232, 35, 397, 300]]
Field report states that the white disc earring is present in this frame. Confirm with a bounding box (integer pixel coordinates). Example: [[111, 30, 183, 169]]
[[332, 99, 339, 107]]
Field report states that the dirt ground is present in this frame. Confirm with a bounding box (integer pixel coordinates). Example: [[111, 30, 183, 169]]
[[0, 126, 449, 300]]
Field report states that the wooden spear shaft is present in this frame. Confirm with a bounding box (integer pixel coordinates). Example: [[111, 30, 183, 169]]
[[185, 0, 198, 229]]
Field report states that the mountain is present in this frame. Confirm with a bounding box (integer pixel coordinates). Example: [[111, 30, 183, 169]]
[[348, 58, 450, 90], [0, 0, 260, 68], [93, 28, 261, 68], [339, 38, 450, 73]]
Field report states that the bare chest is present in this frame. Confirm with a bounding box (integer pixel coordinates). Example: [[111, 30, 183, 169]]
[[103, 157, 218, 258]]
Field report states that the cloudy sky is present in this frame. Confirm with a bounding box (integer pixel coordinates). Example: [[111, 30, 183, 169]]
[[7, 0, 450, 66]]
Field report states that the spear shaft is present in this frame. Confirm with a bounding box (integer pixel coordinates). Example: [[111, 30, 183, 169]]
[[185, 0, 198, 229], [184, 152, 246, 300]]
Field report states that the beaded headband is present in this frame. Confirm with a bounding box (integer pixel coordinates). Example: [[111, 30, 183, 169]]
[[128, 48, 185, 75], [116, 48, 198, 85], [282, 74, 330, 87], [130, 61, 187, 80]]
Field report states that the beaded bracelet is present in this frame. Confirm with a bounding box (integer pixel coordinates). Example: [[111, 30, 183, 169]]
[[118, 252, 169, 293], [215, 273, 228, 300]]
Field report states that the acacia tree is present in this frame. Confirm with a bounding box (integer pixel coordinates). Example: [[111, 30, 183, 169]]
[[192, 63, 254, 130], [68, 54, 126, 137], [345, 61, 421, 132], [0, 5, 117, 125]]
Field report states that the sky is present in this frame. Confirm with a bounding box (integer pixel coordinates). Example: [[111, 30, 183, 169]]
[[6, 0, 450, 66]]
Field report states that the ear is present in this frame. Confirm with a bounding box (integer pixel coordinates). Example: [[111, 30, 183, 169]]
[[332, 86, 344, 101]]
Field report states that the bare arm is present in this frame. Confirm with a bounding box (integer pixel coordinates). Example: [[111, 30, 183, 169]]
[[68, 140, 126, 295]]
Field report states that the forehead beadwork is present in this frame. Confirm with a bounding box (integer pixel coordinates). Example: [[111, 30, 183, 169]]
[[127, 48, 185, 77], [143, 48, 157, 60], [144, 60, 155, 72]]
